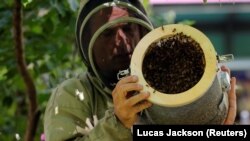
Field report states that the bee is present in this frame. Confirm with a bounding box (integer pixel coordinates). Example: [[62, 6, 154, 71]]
[[172, 28, 176, 32], [161, 25, 164, 31]]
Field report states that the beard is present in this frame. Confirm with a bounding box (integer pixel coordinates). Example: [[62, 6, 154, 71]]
[[98, 63, 130, 89], [94, 53, 132, 89]]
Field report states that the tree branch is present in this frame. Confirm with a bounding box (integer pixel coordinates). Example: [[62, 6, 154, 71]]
[[13, 0, 40, 141]]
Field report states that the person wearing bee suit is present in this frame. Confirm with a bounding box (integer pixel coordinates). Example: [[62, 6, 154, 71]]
[[44, 0, 237, 141]]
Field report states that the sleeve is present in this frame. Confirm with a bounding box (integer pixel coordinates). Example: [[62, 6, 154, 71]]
[[44, 79, 132, 141], [74, 109, 132, 141]]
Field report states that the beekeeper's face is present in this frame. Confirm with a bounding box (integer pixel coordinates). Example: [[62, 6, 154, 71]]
[[91, 7, 141, 80]]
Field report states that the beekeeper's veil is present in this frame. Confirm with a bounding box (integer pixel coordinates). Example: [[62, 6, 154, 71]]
[[76, 0, 153, 93]]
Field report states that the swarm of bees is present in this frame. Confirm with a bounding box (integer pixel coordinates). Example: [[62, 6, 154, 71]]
[[142, 33, 206, 94]]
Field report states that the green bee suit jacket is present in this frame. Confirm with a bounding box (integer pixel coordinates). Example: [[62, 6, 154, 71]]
[[44, 72, 132, 141]]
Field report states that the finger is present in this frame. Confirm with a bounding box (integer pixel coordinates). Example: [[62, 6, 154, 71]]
[[221, 65, 230, 76], [116, 75, 138, 86], [134, 101, 152, 114], [224, 77, 237, 125], [112, 83, 143, 100], [126, 91, 150, 106]]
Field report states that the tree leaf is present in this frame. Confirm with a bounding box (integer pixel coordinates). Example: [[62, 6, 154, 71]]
[[22, 0, 33, 7], [67, 0, 79, 12], [0, 67, 7, 81], [0, 11, 12, 29], [50, 0, 65, 16]]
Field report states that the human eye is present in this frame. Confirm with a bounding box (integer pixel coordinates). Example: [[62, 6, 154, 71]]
[[122, 23, 133, 32], [101, 29, 114, 37]]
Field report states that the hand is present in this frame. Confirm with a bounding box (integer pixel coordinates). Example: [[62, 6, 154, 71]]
[[112, 75, 152, 128], [221, 65, 237, 125]]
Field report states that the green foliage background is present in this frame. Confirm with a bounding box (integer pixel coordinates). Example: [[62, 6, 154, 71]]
[[0, 0, 83, 140], [0, 0, 200, 140]]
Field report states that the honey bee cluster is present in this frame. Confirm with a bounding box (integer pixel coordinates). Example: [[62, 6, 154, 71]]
[[142, 32, 206, 94]]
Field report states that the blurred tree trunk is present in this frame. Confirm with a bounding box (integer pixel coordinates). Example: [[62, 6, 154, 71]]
[[13, 0, 40, 141]]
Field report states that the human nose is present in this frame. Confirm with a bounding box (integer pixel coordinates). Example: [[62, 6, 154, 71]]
[[115, 29, 131, 53]]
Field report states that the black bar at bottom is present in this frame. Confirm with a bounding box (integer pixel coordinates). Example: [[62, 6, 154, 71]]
[[133, 125, 250, 140]]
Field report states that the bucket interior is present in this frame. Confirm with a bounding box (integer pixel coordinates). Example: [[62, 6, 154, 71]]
[[142, 32, 206, 94]]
